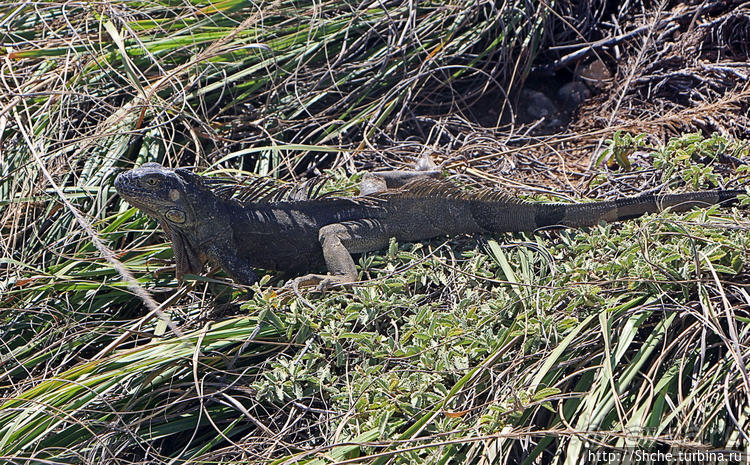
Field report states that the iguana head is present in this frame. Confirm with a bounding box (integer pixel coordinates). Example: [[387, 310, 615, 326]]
[[114, 163, 210, 280], [114, 162, 205, 226]]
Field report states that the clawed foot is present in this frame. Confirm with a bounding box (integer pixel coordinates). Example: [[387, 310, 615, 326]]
[[284, 274, 355, 293]]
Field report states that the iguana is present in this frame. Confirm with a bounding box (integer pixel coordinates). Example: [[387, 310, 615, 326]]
[[114, 162, 744, 289]]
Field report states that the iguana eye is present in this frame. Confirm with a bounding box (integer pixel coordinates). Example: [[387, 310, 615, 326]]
[[145, 177, 160, 187]]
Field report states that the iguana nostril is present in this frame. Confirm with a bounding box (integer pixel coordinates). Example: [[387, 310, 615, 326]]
[[114, 173, 124, 190]]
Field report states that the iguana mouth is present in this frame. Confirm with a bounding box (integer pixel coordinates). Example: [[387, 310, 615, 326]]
[[114, 172, 169, 218], [114, 173, 149, 204]]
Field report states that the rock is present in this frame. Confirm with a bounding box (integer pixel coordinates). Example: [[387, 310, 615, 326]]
[[578, 59, 612, 89], [558, 81, 591, 109], [520, 89, 558, 120]]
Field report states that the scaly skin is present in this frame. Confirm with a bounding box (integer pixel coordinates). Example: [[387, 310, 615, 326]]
[[114, 163, 744, 289]]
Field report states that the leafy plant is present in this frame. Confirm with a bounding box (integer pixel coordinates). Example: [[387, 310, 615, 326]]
[[596, 130, 648, 170]]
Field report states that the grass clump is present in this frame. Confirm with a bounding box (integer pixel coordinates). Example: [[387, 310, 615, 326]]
[[3, 0, 547, 182]]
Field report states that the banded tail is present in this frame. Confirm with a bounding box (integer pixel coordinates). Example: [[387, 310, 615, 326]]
[[468, 189, 744, 233], [535, 190, 744, 229]]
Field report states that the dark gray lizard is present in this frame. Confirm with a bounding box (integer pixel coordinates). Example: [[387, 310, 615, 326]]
[[114, 162, 744, 289]]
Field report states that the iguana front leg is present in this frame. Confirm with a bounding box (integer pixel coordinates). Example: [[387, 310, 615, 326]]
[[205, 244, 258, 285], [291, 219, 390, 291]]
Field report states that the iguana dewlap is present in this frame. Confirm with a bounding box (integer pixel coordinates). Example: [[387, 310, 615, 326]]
[[114, 163, 743, 289]]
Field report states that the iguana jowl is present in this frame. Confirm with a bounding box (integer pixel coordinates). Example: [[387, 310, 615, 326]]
[[114, 163, 743, 289]]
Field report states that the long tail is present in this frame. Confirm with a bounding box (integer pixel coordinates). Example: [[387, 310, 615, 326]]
[[534, 189, 743, 229], [468, 189, 743, 233]]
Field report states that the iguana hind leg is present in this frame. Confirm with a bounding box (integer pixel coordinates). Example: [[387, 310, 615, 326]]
[[360, 170, 442, 195], [291, 219, 390, 290], [359, 155, 441, 195]]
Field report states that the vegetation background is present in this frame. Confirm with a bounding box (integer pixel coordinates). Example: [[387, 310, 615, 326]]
[[2, 0, 750, 463]]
